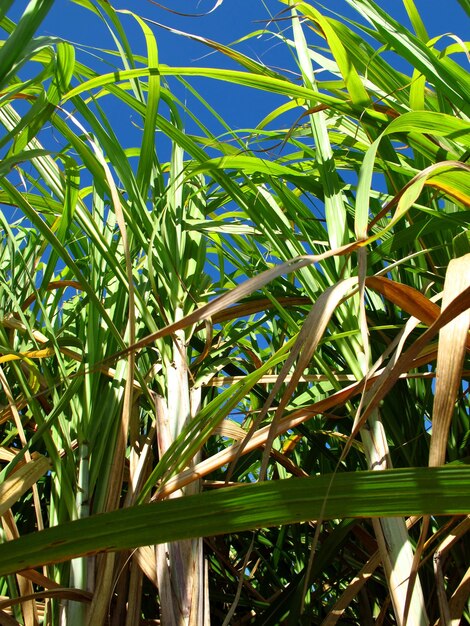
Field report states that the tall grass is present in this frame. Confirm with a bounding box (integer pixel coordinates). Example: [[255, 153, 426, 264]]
[[0, 0, 469, 624]]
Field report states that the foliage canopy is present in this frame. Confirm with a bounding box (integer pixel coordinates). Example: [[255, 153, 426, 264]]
[[0, 0, 469, 624]]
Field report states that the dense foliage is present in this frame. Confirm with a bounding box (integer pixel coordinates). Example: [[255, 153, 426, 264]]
[[0, 0, 469, 624]]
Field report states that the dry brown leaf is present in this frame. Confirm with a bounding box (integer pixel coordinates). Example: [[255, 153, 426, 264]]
[[0, 609, 21, 625], [14, 570, 61, 590], [321, 552, 381, 626], [431, 516, 470, 560], [206, 373, 357, 386], [350, 285, 470, 439], [1, 511, 39, 626], [407, 306, 470, 626], [1, 315, 49, 344], [438, 565, 470, 626], [429, 254, 470, 467], [0, 448, 16, 463], [0, 588, 92, 611], [20, 280, 82, 311], [134, 546, 158, 587], [211, 296, 311, 323], [366, 276, 441, 327], [212, 420, 246, 440]]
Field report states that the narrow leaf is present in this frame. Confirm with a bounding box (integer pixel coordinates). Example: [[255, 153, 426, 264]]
[[0, 467, 468, 576]]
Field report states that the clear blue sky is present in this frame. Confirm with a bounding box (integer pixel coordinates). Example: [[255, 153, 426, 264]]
[[4, 0, 469, 188], [28, 0, 469, 135]]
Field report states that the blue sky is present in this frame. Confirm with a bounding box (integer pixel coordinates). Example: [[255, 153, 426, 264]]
[[4, 0, 467, 244], [4, 0, 468, 219], [27, 0, 469, 135]]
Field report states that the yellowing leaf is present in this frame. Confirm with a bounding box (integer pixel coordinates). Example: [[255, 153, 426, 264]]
[[0, 454, 51, 517]]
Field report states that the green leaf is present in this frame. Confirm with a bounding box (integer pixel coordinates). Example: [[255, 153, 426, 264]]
[[0, 466, 468, 576], [0, 0, 54, 88]]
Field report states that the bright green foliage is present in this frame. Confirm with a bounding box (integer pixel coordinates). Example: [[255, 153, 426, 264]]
[[0, 0, 468, 624]]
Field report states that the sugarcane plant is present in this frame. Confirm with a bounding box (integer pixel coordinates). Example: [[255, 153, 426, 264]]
[[0, 0, 469, 624]]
